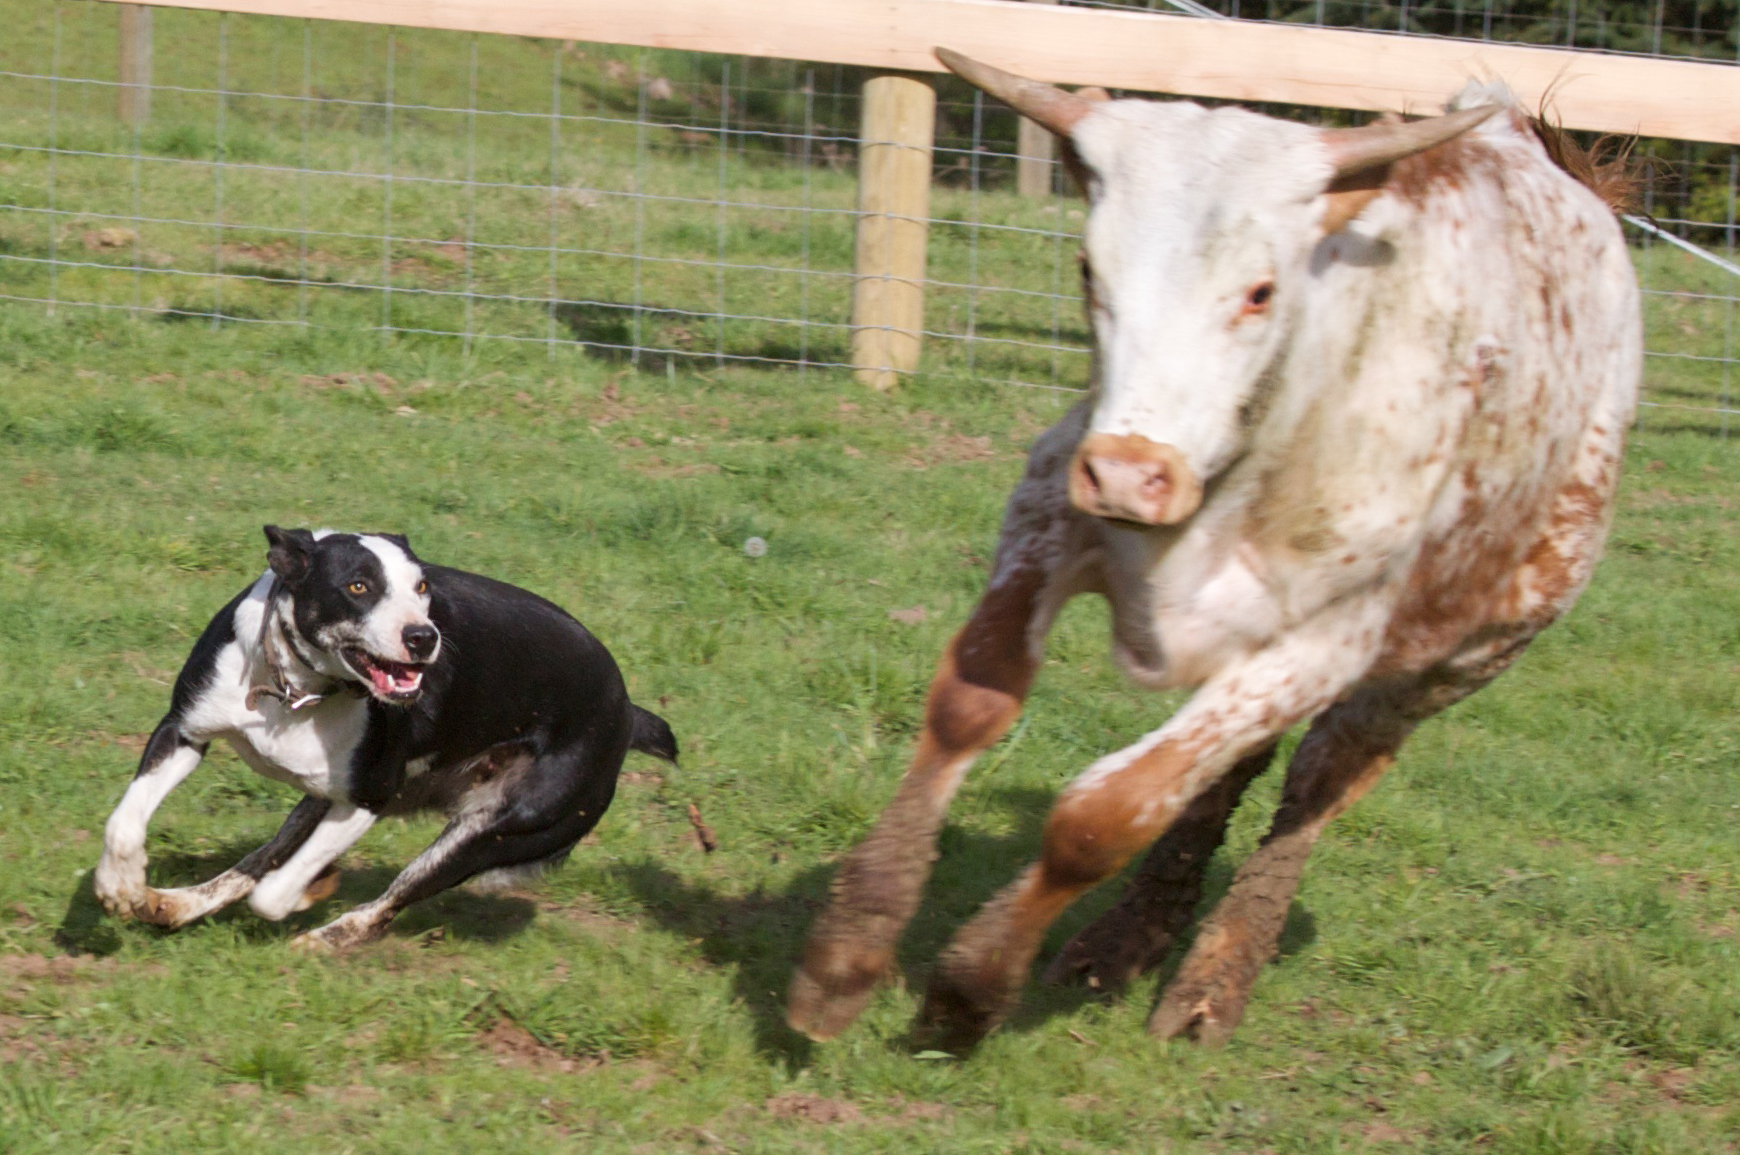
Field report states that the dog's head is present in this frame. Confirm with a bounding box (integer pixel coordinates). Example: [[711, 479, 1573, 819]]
[[262, 525, 441, 705]]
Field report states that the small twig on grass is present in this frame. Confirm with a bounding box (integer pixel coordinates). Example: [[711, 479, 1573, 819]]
[[688, 802, 719, 853]]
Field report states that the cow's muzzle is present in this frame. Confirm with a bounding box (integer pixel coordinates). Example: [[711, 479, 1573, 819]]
[[1068, 433, 1203, 526]]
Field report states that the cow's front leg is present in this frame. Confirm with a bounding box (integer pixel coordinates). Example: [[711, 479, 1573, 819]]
[[787, 407, 1100, 1043], [95, 720, 207, 923], [787, 564, 1056, 1040], [917, 606, 1385, 1052], [1042, 740, 1278, 992]]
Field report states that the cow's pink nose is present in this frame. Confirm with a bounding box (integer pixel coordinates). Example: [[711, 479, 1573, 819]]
[[1069, 433, 1203, 525]]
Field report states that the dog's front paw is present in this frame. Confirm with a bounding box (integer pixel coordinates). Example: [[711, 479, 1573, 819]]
[[94, 852, 148, 920]]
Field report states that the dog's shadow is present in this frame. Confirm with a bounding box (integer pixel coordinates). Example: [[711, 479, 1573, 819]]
[[54, 798, 1318, 1062], [55, 843, 537, 956], [607, 784, 1319, 1064]]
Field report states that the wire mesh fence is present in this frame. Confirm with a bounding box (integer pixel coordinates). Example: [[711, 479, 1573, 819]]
[[0, 0, 1734, 428]]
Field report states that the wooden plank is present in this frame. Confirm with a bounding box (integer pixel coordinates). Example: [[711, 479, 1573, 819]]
[[95, 0, 1740, 145], [851, 73, 936, 391], [1015, 0, 1058, 198], [117, 5, 153, 126]]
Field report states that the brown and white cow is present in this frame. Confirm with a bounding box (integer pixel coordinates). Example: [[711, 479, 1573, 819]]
[[788, 50, 1641, 1051]]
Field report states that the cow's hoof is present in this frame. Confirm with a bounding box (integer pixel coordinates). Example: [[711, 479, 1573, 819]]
[[913, 970, 1012, 1055], [1148, 980, 1246, 1046], [786, 941, 892, 1041], [1042, 910, 1172, 993]]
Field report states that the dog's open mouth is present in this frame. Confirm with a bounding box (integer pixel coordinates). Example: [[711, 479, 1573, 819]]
[[342, 648, 427, 702]]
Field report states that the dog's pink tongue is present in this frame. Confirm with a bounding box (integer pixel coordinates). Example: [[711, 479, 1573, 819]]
[[368, 665, 396, 696]]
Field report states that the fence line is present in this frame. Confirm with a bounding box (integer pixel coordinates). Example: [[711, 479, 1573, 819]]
[[0, 0, 1734, 431], [90, 0, 1740, 143]]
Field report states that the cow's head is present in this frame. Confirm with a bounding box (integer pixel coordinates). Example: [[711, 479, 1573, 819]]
[[938, 49, 1495, 527]]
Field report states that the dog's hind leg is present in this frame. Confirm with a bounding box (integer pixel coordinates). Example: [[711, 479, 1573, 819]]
[[294, 812, 595, 953], [295, 748, 606, 953], [95, 720, 207, 922], [132, 797, 332, 929]]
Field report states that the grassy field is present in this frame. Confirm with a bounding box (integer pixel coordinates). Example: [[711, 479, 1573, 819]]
[[4, 292, 1740, 1153], [5, 4, 1740, 1153], [0, 2, 1089, 389]]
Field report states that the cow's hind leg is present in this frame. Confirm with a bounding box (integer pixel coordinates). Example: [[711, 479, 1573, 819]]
[[1149, 649, 1523, 1045], [1043, 740, 1278, 992]]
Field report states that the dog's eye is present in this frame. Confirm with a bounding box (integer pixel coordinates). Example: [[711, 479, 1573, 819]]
[[415, 580, 429, 596], [347, 581, 370, 596]]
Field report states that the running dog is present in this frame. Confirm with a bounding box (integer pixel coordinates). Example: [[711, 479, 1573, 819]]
[[94, 526, 676, 952]]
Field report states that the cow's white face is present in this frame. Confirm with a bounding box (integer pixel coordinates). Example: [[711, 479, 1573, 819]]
[[1069, 101, 1333, 525]]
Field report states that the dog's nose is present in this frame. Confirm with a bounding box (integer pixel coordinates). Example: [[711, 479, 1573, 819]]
[[402, 623, 439, 661]]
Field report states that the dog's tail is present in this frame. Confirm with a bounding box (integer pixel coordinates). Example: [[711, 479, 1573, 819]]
[[629, 704, 679, 764]]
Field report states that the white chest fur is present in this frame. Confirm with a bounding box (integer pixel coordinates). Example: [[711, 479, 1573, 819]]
[[178, 581, 371, 801]]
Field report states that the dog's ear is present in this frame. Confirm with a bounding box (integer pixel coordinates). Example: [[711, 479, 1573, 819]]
[[377, 532, 414, 558], [263, 525, 317, 585]]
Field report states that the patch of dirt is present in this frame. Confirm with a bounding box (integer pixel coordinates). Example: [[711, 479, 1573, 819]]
[[310, 1083, 384, 1107], [888, 605, 929, 625], [0, 954, 119, 983], [765, 1093, 863, 1125], [223, 241, 345, 268], [1648, 1067, 1697, 1103], [82, 227, 138, 250], [630, 456, 720, 479], [298, 371, 400, 396], [884, 1097, 950, 1123], [476, 1016, 602, 1075], [1361, 1120, 1416, 1144]]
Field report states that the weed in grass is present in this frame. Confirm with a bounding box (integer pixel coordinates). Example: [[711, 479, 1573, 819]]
[[226, 1041, 311, 1095]]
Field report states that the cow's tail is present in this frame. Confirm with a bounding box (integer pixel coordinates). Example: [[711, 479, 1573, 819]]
[[629, 704, 679, 764]]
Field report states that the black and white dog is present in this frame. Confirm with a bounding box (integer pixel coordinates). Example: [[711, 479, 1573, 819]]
[[94, 526, 675, 952]]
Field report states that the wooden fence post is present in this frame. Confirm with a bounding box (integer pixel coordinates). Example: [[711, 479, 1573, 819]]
[[118, 4, 153, 126], [1015, 0, 1058, 198], [850, 72, 935, 391]]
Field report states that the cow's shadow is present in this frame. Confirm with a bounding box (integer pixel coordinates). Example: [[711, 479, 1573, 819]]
[[55, 844, 536, 956], [611, 783, 1318, 1064]]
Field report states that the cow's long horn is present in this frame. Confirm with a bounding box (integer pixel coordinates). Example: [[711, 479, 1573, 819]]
[[935, 48, 1096, 136], [1321, 104, 1500, 179]]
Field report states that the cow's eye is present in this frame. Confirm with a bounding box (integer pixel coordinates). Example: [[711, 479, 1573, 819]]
[[1242, 280, 1275, 315], [348, 581, 370, 596], [415, 579, 429, 596]]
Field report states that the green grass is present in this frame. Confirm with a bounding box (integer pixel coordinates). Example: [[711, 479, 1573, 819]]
[[0, 1, 1089, 389], [3, 289, 1740, 1153], [3, 4, 1740, 1152]]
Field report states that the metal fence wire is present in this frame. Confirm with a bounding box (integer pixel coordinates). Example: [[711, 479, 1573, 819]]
[[0, 0, 1734, 429]]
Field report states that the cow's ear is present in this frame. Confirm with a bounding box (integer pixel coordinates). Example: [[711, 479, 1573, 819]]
[[264, 525, 317, 586]]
